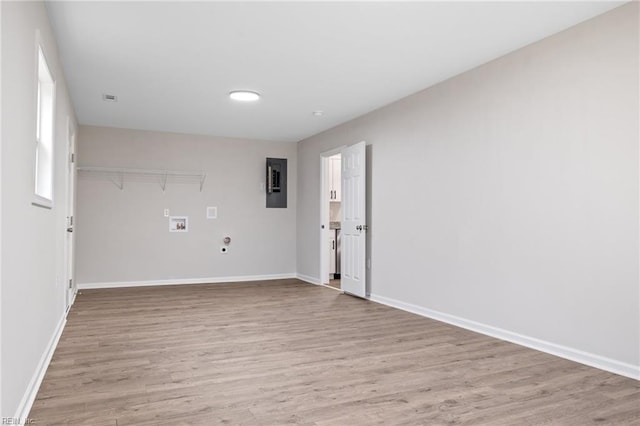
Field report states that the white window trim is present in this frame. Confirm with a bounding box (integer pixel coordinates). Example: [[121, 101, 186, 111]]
[[33, 36, 56, 209], [32, 194, 53, 209]]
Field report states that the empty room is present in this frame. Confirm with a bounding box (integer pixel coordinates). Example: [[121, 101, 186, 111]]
[[1, 1, 639, 424]]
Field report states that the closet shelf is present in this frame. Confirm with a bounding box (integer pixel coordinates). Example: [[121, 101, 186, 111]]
[[77, 166, 207, 192]]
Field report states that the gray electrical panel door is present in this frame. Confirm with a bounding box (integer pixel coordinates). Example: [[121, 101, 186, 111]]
[[266, 158, 287, 208]]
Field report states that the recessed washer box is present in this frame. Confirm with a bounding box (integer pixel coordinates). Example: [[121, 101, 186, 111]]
[[169, 216, 188, 232]]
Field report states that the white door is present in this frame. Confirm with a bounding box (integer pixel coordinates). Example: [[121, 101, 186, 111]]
[[341, 141, 366, 298], [65, 124, 77, 311]]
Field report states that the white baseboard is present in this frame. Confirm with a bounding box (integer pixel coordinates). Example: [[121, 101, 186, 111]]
[[295, 273, 321, 285], [66, 289, 78, 314], [14, 314, 66, 422], [78, 273, 298, 290], [369, 293, 640, 381], [69, 289, 77, 308]]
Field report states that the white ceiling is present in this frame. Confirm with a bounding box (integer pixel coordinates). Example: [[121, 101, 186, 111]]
[[47, 1, 625, 143]]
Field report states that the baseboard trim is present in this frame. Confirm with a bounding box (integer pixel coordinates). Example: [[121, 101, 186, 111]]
[[66, 289, 78, 315], [78, 273, 298, 290], [369, 293, 640, 381], [295, 273, 321, 285], [14, 314, 66, 422]]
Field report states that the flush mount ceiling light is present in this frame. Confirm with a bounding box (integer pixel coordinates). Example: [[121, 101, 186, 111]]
[[229, 91, 260, 102], [312, 110, 324, 116]]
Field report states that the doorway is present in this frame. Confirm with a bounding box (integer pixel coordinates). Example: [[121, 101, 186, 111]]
[[320, 148, 343, 290]]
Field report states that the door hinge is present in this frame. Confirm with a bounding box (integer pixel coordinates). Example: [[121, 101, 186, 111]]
[[70, 153, 75, 163], [68, 279, 73, 289]]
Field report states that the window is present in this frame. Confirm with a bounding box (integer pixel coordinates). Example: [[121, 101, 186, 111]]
[[34, 46, 55, 206]]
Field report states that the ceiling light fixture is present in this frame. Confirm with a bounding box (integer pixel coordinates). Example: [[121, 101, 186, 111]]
[[312, 110, 324, 116], [229, 90, 260, 102]]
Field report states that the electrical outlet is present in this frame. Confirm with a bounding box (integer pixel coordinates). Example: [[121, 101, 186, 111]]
[[220, 246, 229, 254], [164, 209, 169, 217]]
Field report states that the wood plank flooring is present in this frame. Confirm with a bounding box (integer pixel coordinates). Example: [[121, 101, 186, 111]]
[[327, 279, 341, 289], [30, 279, 639, 425]]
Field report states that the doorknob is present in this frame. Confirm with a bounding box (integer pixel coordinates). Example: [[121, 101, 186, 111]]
[[356, 225, 362, 231], [67, 227, 73, 233]]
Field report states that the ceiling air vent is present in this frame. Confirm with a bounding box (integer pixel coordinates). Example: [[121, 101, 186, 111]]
[[102, 94, 118, 102]]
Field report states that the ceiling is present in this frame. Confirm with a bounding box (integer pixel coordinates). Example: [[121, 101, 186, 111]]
[[47, 1, 625, 143]]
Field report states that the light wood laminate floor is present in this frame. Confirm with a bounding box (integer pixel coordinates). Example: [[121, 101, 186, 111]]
[[30, 279, 639, 425], [327, 279, 341, 289]]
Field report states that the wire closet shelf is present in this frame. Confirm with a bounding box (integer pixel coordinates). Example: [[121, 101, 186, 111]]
[[77, 166, 207, 192]]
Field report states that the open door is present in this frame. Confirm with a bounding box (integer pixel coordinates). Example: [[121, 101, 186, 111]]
[[341, 141, 367, 298]]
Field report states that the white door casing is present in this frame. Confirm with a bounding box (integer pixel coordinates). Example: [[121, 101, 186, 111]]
[[330, 155, 342, 201], [65, 121, 76, 311], [341, 141, 366, 298], [320, 147, 343, 284]]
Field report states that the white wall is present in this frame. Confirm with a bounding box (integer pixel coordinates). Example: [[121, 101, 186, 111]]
[[1, 1, 77, 417], [76, 126, 297, 285], [297, 4, 639, 376], [0, 0, 4, 415]]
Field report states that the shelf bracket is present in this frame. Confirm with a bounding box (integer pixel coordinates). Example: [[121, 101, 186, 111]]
[[161, 172, 168, 192], [199, 173, 207, 192], [107, 172, 124, 190]]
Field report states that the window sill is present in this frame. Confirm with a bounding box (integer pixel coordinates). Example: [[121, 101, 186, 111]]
[[32, 195, 53, 210]]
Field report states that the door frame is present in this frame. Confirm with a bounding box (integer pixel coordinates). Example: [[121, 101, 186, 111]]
[[319, 146, 344, 285], [64, 117, 77, 312]]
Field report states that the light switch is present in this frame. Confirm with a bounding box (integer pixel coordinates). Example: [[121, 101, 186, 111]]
[[164, 209, 169, 217]]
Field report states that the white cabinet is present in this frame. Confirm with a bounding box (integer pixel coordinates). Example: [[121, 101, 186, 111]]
[[329, 233, 336, 275], [329, 156, 341, 201]]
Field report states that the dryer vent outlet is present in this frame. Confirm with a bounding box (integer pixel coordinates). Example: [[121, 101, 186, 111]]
[[220, 246, 229, 254]]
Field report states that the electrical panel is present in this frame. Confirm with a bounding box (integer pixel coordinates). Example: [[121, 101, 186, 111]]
[[266, 158, 287, 208]]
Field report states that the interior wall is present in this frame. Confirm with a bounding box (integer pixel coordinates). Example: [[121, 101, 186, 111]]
[[76, 126, 297, 285], [0, 0, 4, 416], [297, 4, 639, 372], [1, 1, 77, 417]]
